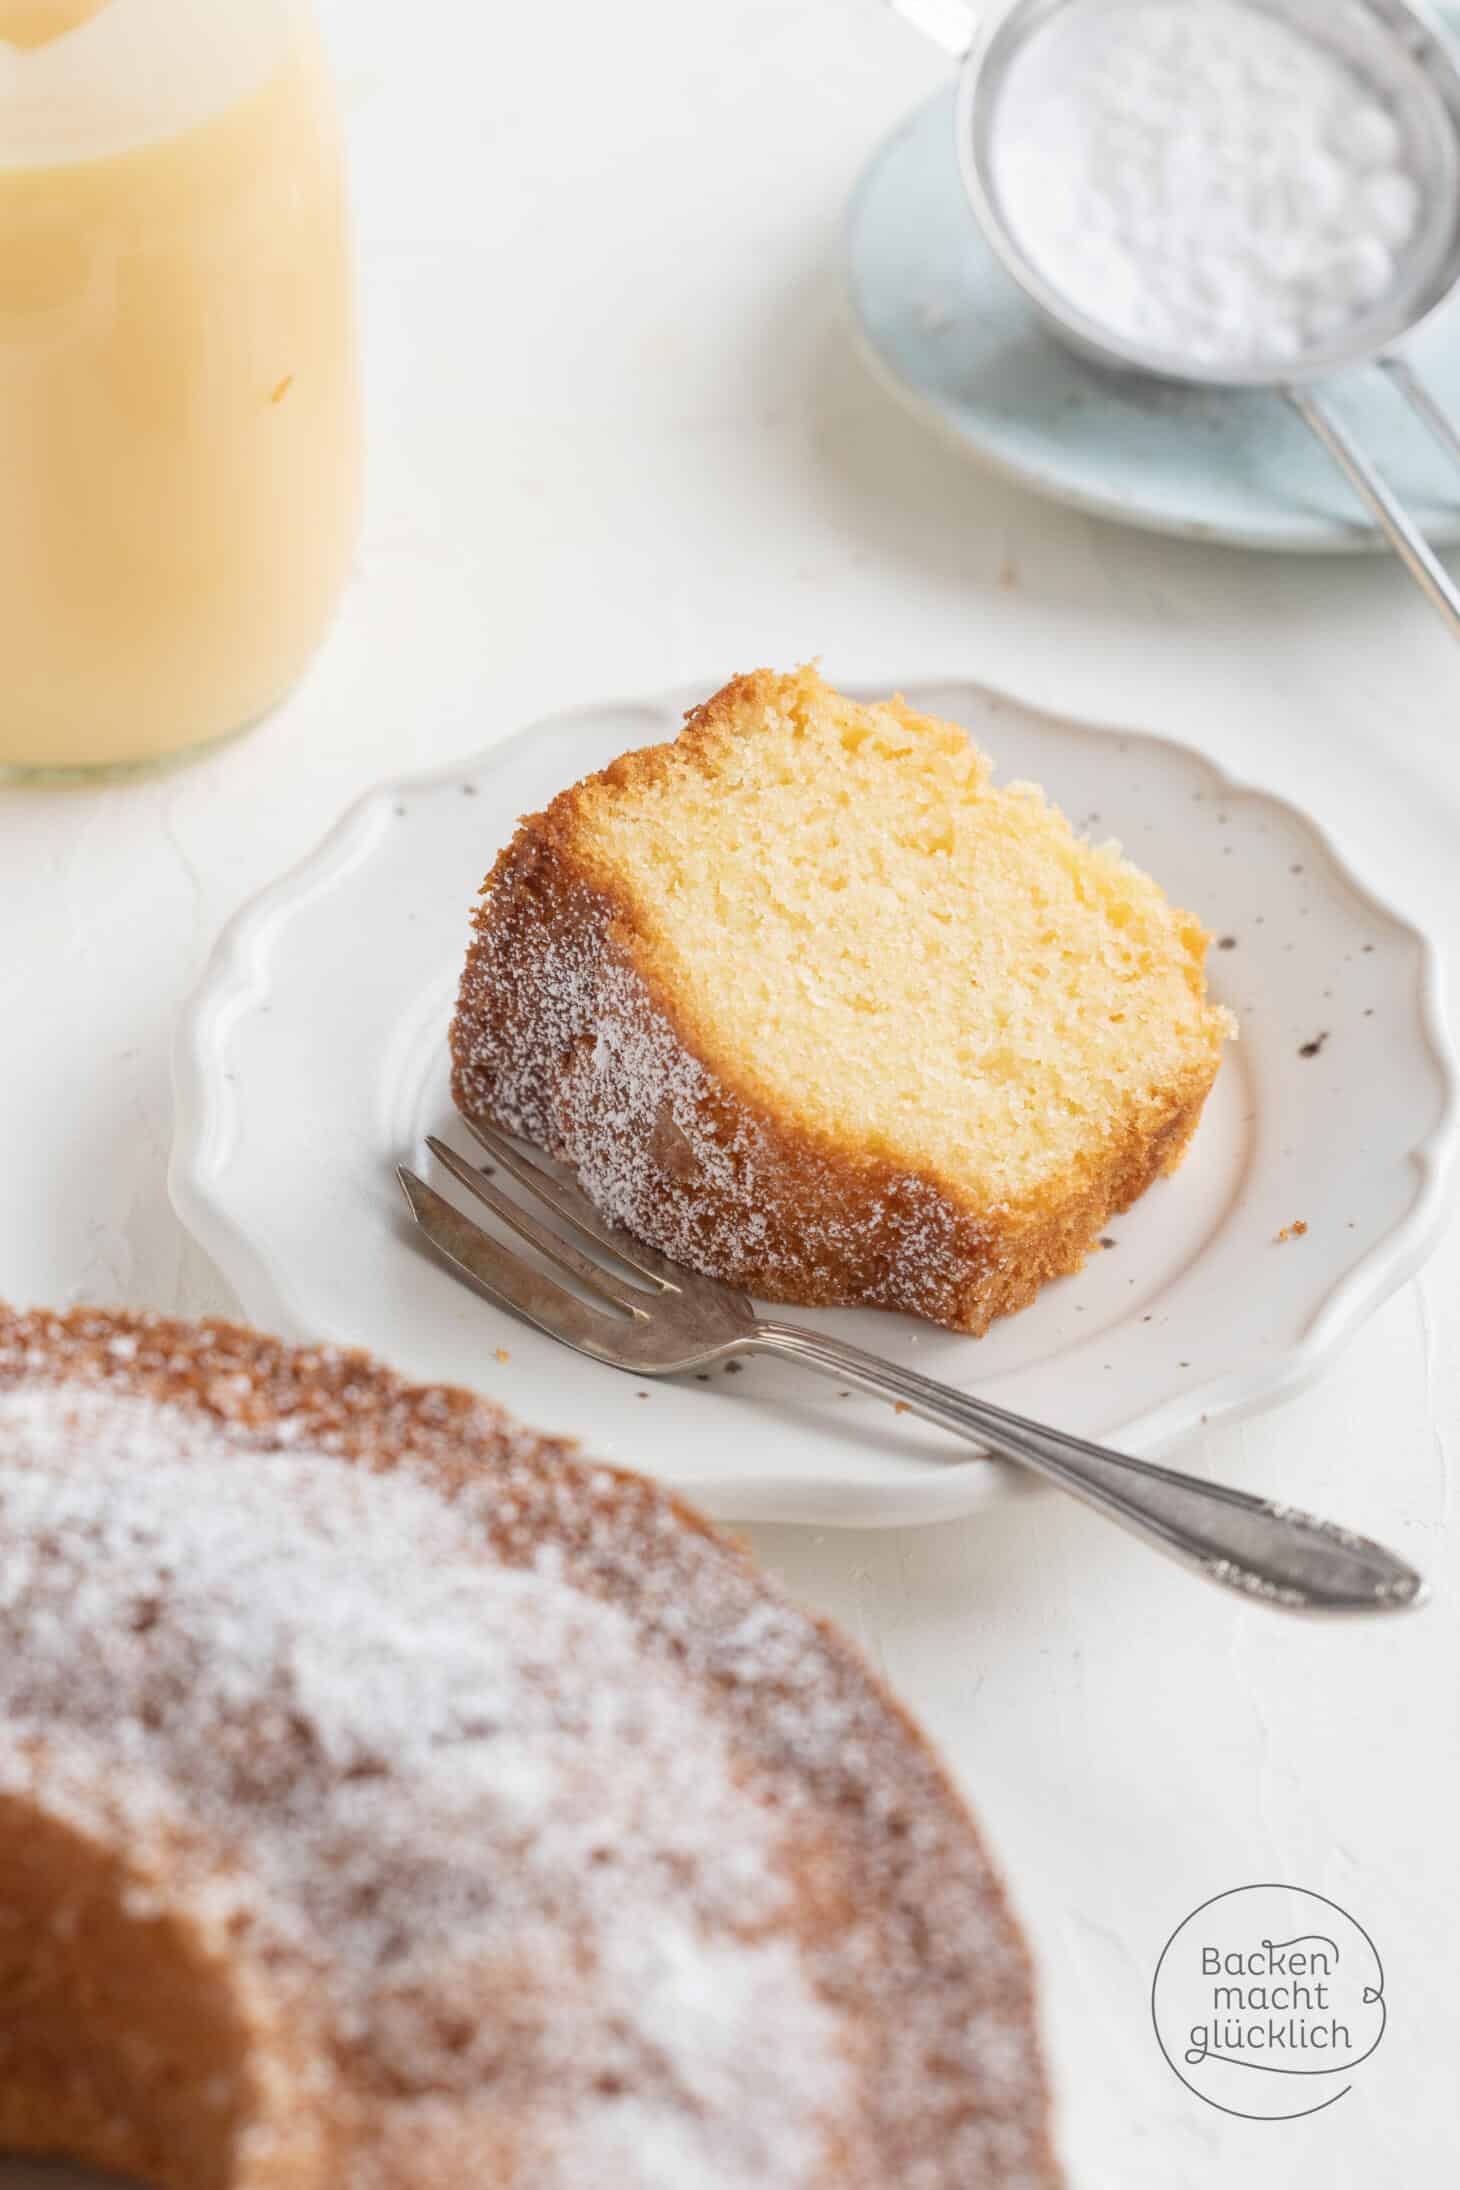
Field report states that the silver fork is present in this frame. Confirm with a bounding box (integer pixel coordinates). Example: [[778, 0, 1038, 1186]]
[[396, 1121, 1424, 1615]]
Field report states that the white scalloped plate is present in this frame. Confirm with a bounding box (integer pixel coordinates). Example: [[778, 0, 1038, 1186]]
[[170, 683, 1457, 1527]]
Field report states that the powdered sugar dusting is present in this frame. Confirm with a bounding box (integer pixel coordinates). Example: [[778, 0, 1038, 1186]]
[[454, 878, 977, 1326], [0, 1307, 1058, 2187], [0, 1383, 843, 2185], [991, 0, 1442, 369]]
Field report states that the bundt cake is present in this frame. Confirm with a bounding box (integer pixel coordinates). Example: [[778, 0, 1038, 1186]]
[[0, 1304, 1061, 2189], [451, 664, 1232, 1334]]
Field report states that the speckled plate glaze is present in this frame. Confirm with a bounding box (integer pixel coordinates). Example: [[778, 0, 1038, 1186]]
[[849, 80, 1460, 552], [170, 683, 1457, 1527]]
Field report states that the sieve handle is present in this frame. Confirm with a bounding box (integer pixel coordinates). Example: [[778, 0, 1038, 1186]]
[[1286, 382, 1460, 638], [1380, 353, 1460, 476], [883, 0, 975, 58]]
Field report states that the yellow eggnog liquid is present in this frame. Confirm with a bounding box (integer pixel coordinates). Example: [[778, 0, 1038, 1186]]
[[0, 1, 360, 771], [0, 3, 112, 48]]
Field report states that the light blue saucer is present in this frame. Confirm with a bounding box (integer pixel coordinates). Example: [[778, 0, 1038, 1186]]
[[848, 85, 1460, 553]]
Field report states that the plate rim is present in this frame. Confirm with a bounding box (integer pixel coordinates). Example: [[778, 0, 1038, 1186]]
[[845, 90, 1460, 557], [169, 677, 1460, 1527]]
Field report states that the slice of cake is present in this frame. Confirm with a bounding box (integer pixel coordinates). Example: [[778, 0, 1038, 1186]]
[[451, 665, 1232, 1334]]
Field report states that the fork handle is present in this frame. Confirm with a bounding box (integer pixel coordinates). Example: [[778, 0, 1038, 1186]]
[[746, 1323, 1423, 1613]]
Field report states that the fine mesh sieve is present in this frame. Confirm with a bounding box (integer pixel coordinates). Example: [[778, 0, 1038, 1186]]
[[889, 0, 1460, 631]]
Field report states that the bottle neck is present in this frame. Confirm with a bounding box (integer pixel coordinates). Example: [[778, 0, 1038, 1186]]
[[0, 0, 304, 167]]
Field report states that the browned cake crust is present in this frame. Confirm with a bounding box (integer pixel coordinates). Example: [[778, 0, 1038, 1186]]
[[0, 1304, 1063, 2189], [451, 674, 1219, 1334]]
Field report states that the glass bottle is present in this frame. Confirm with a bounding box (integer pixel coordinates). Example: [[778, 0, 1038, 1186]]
[[0, 0, 361, 775]]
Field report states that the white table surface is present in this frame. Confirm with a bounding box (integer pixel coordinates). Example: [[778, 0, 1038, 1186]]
[[2, 3, 1457, 2184]]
